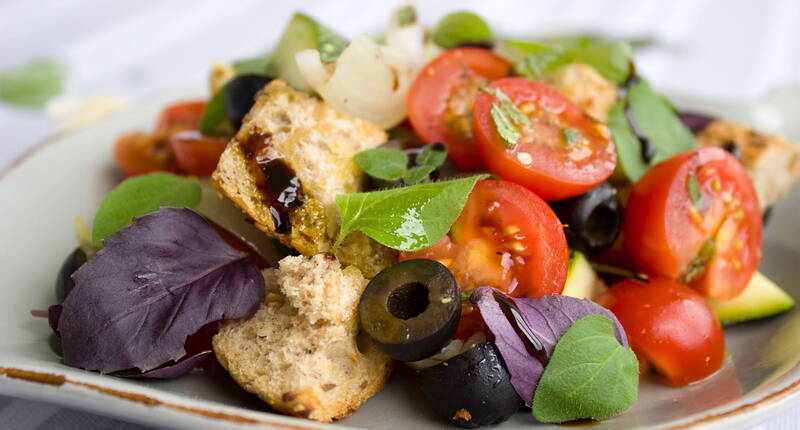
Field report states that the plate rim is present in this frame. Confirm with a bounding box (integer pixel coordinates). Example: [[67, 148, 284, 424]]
[[1, 103, 798, 430]]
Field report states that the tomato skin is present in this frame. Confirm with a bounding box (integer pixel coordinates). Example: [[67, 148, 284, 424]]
[[601, 277, 725, 386], [472, 77, 616, 201], [624, 147, 762, 299], [401, 179, 569, 298], [169, 131, 228, 176], [154, 101, 207, 135], [407, 48, 511, 171], [114, 132, 180, 177]]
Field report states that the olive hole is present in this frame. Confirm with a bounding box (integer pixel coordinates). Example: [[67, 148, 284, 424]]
[[585, 204, 619, 247], [387, 282, 430, 320]]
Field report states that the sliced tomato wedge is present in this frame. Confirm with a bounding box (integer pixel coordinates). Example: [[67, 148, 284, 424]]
[[407, 48, 511, 171], [401, 179, 569, 297], [154, 100, 207, 135], [472, 77, 616, 200], [169, 131, 228, 176], [114, 132, 180, 177], [624, 147, 762, 299]]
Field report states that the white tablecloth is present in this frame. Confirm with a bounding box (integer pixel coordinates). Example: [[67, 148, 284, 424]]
[[1, 0, 798, 428]]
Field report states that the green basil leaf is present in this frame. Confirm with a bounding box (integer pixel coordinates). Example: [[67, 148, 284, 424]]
[[482, 87, 530, 147], [513, 41, 632, 84], [334, 175, 487, 252], [395, 5, 417, 26], [533, 315, 638, 423], [607, 100, 648, 183], [199, 84, 229, 137], [568, 41, 632, 84], [354, 148, 409, 181], [0, 59, 66, 108], [403, 165, 437, 185], [513, 48, 566, 79], [92, 173, 202, 245], [416, 144, 447, 169], [431, 11, 493, 49], [627, 78, 696, 163]]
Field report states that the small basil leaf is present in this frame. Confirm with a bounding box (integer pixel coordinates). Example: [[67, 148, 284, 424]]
[[532, 315, 638, 423], [334, 175, 487, 252], [403, 164, 437, 185], [627, 78, 696, 163], [416, 144, 448, 169], [431, 11, 493, 49], [199, 84, 229, 137], [514, 48, 565, 79], [568, 42, 632, 84], [91, 173, 202, 245], [482, 87, 530, 148], [0, 59, 67, 107], [607, 100, 648, 183], [354, 148, 409, 181], [513, 41, 632, 84]]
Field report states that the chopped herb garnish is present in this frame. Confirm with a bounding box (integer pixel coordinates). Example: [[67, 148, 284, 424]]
[[683, 238, 716, 282], [481, 87, 531, 147], [687, 173, 704, 211], [461, 289, 475, 301], [562, 127, 582, 146], [396, 5, 416, 26]]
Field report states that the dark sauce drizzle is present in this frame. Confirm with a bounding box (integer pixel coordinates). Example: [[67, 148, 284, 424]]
[[617, 63, 656, 163], [240, 130, 303, 234], [492, 291, 549, 367]]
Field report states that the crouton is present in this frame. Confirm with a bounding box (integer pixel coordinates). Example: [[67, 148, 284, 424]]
[[541, 63, 617, 122], [696, 119, 800, 209], [213, 254, 393, 423], [212, 79, 397, 277]]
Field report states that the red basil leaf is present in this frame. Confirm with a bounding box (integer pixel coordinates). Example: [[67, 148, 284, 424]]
[[59, 207, 264, 374], [48, 304, 62, 336], [115, 351, 213, 379], [471, 287, 628, 407]]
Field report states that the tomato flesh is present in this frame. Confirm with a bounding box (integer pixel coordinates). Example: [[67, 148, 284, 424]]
[[401, 179, 569, 297], [624, 147, 762, 299], [169, 131, 228, 176], [155, 100, 207, 135], [601, 277, 725, 386], [407, 48, 511, 171], [114, 132, 180, 177], [472, 77, 616, 200]]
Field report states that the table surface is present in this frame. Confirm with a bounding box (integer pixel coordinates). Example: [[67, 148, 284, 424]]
[[1, 0, 799, 428]]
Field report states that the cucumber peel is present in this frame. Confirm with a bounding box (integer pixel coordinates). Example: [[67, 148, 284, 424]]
[[562, 251, 607, 300], [707, 272, 795, 324]]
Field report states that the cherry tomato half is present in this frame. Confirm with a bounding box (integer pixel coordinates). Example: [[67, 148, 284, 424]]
[[624, 147, 762, 299], [407, 48, 511, 171], [600, 277, 725, 386], [113, 132, 180, 177], [169, 131, 228, 176], [154, 100, 207, 135], [401, 179, 569, 297], [473, 77, 616, 201]]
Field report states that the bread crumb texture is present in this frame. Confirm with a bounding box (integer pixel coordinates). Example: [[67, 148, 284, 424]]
[[213, 254, 393, 422]]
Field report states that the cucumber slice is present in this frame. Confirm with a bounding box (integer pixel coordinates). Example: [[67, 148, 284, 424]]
[[271, 13, 347, 91], [707, 271, 795, 324], [562, 251, 607, 300]]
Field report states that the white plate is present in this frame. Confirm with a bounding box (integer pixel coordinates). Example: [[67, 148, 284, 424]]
[[0, 90, 799, 430]]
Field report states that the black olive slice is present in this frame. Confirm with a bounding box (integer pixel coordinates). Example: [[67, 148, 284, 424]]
[[55, 247, 87, 303], [225, 74, 273, 129], [418, 342, 522, 428], [359, 259, 460, 361], [550, 182, 622, 256]]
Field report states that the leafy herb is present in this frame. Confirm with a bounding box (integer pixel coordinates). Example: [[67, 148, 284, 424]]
[[532, 315, 638, 422], [403, 164, 437, 185], [481, 87, 530, 147], [91, 172, 202, 245], [0, 59, 67, 107], [431, 11, 493, 49], [396, 5, 417, 26], [562, 127, 582, 146], [513, 41, 632, 84], [687, 173, 704, 210], [59, 208, 265, 374], [199, 84, 229, 137], [354, 148, 409, 181], [334, 175, 487, 252], [460, 289, 475, 301], [683, 238, 716, 283], [471, 287, 628, 407], [232, 55, 277, 76], [417, 144, 448, 168], [607, 101, 648, 182]]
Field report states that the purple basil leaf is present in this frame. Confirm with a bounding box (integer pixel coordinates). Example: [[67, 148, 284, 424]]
[[48, 304, 63, 336], [472, 287, 628, 407], [59, 207, 264, 374], [114, 351, 213, 379], [677, 111, 715, 135]]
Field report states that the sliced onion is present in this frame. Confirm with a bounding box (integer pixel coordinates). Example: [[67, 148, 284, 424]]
[[406, 331, 488, 370]]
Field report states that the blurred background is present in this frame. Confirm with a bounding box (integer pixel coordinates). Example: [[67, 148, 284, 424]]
[[0, 0, 798, 428]]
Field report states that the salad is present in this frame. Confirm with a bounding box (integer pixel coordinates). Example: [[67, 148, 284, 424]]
[[42, 4, 800, 428]]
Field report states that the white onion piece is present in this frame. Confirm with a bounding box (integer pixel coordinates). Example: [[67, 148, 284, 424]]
[[386, 21, 427, 69], [406, 331, 488, 370], [296, 35, 420, 129]]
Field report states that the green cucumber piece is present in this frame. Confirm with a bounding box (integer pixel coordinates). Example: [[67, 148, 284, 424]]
[[707, 272, 795, 324], [562, 251, 607, 300], [271, 12, 347, 91]]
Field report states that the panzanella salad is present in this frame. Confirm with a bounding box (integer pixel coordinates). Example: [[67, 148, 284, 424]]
[[43, 4, 799, 427]]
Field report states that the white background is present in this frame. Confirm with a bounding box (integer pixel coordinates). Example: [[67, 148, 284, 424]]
[[0, 0, 798, 428]]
